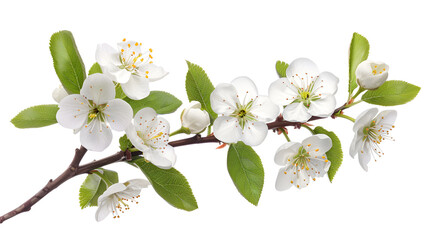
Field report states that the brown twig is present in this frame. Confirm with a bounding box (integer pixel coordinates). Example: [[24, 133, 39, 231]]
[[0, 104, 348, 224]]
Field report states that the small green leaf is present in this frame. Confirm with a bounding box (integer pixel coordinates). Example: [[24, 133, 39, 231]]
[[119, 134, 133, 151], [79, 168, 119, 209], [124, 91, 182, 115], [50, 30, 86, 94], [11, 104, 59, 129], [88, 62, 102, 75], [313, 127, 343, 182], [275, 60, 289, 78], [115, 84, 127, 99], [131, 157, 198, 211], [185, 61, 217, 123], [349, 32, 370, 94], [361, 80, 420, 106], [227, 142, 264, 206]]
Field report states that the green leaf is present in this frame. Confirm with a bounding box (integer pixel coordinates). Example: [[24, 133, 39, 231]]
[[349, 32, 370, 94], [185, 61, 217, 123], [227, 142, 264, 206], [131, 157, 198, 211], [124, 91, 182, 115], [275, 60, 289, 78], [88, 62, 102, 75], [115, 84, 127, 99], [11, 104, 59, 129], [361, 80, 420, 106], [313, 127, 343, 182], [49, 30, 86, 94], [79, 168, 119, 209], [119, 134, 133, 151]]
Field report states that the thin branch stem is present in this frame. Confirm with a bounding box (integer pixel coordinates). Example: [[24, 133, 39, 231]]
[[301, 124, 315, 135]]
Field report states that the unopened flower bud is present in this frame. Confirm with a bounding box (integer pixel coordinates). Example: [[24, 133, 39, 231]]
[[356, 60, 389, 90], [181, 101, 210, 134], [52, 85, 68, 103]]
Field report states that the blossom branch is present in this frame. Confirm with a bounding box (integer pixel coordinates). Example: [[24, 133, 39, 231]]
[[0, 104, 347, 224]]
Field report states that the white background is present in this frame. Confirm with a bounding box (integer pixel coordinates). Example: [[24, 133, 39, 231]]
[[0, 0, 427, 239]]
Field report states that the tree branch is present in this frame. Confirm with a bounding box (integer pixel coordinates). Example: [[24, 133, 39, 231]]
[[0, 104, 348, 224]]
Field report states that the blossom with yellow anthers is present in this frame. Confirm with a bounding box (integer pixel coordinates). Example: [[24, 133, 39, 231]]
[[56, 73, 133, 152], [126, 107, 177, 169], [95, 178, 150, 222], [274, 134, 332, 191], [356, 60, 389, 90], [96, 38, 168, 100], [350, 108, 397, 171]]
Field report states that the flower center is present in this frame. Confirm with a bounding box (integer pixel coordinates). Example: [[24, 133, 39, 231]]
[[112, 194, 141, 219], [231, 101, 257, 129], [371, 64, 387, 75], [362, 119, 395, 158], [300, 91, 311, 100], [118, 39, 153, 79]]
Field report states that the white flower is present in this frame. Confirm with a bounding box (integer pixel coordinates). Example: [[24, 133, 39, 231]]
[[56, 73, 133, 151], [181, 101, 210, 134], [356, 60, 389, 90], [275, 134, 332, 190], [126, 107, 176, 169], [95, 179, 150, 221], [349, 108, 396, 171], [210, 76, 279, 146], [269, 58, 339, 122], [96, 38, 168, 100], [52, 85, 68, 103]]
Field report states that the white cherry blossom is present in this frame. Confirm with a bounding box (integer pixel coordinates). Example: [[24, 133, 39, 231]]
[[126, 107, 176, 169], [181, 101, 210, 134], [95, 179, 150, 221], [275, 134, 332, 190], [210, 76, 279, 146], [52, 85, 68, 103], [269, 58, 339, 122], [356, 60, 389, 90], [56, 73, 133, 151], [96, 38, 168, 100], [349, 108, 396, 171]]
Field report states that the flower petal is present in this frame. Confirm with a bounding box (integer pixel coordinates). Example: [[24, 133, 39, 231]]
[[104, 99, 133, 131], [250, 96, 279, 122], [95, 198, 113, 222], [241, 121, 268, 146], [81, 73, 116, 105], [143, 147, 175, 169], [353, 108, 378, 132], [99, 183, 127, 201], [56, 94, 90, 129], [231, 76, 258, 104], [210, 83, 239, 115], [349, 131, 365, 158], [80, 120, 113, 152], [138, 64, 168, 82], [375, 110, 397, 126], [275, 166, 295, 191], [146, 117, 170, 148], [52, 85, 68, 103], [122, 179, 150, 196], [268, 78, 299, 106], [95, 43, 121, 67], [308, 157, 331, 177], [308, 95, 336, 117], [213, 116, 242, 144], [121, 74, 150, 100], [286, 58, 319, 88], [358, 141, 371, 171], [312, 71, 339, 97], [274, 142, 301, 166], [303, 134, 333, 156], [126, 124, 151, 153], [283, 102, 311, 122]]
